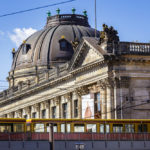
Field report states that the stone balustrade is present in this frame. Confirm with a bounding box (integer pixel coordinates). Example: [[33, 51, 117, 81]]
[[0, 62, 69, 101], [119, 42, 150, 55]]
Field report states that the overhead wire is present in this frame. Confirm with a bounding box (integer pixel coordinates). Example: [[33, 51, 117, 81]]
[[0, 0, 76, 18]]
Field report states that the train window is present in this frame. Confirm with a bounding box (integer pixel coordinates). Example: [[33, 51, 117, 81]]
[[0, 124, 12, 132], [143, 124, 148, 132], [46, 125, 50, 132], [67, 124, 71, 133], [14, 124, 24, 132], [53, 124, 57, 132], [138, 124, 147, 133], [74, 124, 84, 132], [125, 124, 134, 133], [86, 124, 96, 132], [106, 124, 110, 133], [34, 123, 44, 132], [100, 124, 104, 133], [61, 124, 65, 133], [113, 124, 123, 133]]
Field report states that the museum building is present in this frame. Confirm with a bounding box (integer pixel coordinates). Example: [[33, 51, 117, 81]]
[[0, 12, 150, 119]]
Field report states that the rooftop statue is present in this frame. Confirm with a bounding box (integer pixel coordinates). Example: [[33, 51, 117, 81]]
[[99, 24, 119, 45]]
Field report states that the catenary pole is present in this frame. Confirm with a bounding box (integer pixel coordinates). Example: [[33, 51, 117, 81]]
[[95, 0, 97, 38]]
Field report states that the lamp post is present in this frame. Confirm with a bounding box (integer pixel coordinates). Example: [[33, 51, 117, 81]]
[[49, 123, 54, 150]]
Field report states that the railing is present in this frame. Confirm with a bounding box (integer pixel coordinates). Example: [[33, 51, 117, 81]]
[[119, 42, 150, 54], [0, 63, 69, 101], [46, 14, 89, 27], [0, 133, 150, 141]]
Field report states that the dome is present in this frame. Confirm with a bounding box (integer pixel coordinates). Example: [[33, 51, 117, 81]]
[[9, 14, 100, 86]]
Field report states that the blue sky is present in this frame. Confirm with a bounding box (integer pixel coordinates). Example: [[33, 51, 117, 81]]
[[0, 0, 150, 90]]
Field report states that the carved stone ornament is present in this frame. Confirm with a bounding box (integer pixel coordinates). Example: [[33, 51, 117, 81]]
[[71, 38, 79, 50], [45, 101, 50, 108], [97, 80, 106, 89], [99, 24, 119, 45], [54, 97, 60, 105], [25, 106, 31, 113], [64, 93, 72, 100], [97, 78, 115, 89], [75, 86, 89, 96]]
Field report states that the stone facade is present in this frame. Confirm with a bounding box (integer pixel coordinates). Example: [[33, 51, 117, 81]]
[[0, 21, 150, 119]]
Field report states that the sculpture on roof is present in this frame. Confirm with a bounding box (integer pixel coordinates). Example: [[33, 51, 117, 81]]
[[99, 24, 119, 45]]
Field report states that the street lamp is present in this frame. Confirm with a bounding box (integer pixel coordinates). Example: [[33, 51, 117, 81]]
[[75, 143, 85, 150]]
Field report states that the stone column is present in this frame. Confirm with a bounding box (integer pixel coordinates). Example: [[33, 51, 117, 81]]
[[45, 101, 50, 118], [65, 93, 72, 119], [35, 104, 40, 118], [14, 112, 18, 118], [18, 110, 22, 118]]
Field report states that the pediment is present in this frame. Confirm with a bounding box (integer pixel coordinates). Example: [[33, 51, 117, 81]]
[[82, 47, 103, 66], [69, 38, 105, 70]]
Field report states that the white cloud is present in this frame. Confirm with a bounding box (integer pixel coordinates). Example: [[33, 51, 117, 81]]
[[9, 28, 37, 47]]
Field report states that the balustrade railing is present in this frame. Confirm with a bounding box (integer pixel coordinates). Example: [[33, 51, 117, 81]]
[[119, 42, 150, 54]]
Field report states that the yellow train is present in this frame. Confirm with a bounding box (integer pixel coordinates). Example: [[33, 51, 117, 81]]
[[0, 118, 150, 133], [26, 119, 150, 133], [0, 118, 26, 132]]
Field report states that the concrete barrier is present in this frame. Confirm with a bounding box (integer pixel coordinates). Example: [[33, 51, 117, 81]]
[[0, 141, 150, 150]]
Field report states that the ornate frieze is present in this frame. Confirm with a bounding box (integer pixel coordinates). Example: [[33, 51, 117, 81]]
[[75, 86, 89, 96]]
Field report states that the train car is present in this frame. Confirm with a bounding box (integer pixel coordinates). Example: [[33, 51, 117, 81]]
[[26, 119, 150, 133], [0, 118, 26, 133]]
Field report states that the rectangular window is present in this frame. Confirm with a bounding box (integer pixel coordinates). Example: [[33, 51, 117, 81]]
[[34, 123, 44, 132], [52, 106, 56, 118], [14, 124, 24, 132], [53, 124, 57, 132], [0, 123, 13, 132], [86, 124, 96, 132], [74, 100, 78, 118], [74, 124, 85, 132], [67, 124, 71, 133], [100, 124, 104, 133], [62, 103, 67, 118], [113, 124, 123, 133], [32, 112, 37, 118], [46, 124, 50, 133], [138, 124, 148, 133], [46, 124, 57, 132], [125, 124, 134, 133], [106, 124, 110, 133], [42, 109, 46, 119], [61, 124, 65, 133]]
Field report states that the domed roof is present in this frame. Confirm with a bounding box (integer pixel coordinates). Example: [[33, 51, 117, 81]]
[[11, 14, 100, 71]]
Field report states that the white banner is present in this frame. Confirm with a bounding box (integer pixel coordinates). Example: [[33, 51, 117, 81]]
[[82, 94, 94, 119]]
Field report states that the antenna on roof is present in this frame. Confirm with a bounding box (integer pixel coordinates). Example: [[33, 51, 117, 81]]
[[95, 0, 97, 38]]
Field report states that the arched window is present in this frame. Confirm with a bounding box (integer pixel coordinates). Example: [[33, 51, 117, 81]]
[[59, 39, 68, 51], [22, 44, 31, 54]]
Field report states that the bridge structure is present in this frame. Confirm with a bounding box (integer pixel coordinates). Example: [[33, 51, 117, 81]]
[[0, 133, 150, 150]]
